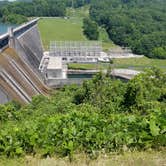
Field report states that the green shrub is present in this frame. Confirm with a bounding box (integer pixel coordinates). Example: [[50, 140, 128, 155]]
[[0, 69, 165, 158]]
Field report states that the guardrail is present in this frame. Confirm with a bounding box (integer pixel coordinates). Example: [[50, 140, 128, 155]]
[[0, 18, 39, 50]]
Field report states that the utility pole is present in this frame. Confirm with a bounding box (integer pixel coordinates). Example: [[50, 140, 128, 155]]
[[71, 0, 74, 17], [72, 0, 74, 9]]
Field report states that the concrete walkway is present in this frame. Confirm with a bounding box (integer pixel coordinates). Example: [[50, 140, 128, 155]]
[[68, 68, 141, 80]]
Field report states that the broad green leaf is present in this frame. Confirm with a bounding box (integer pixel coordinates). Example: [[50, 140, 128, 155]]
[[150, 119, 160, 136]]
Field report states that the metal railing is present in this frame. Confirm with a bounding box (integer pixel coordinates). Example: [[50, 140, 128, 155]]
[[0, 18, 39, 50]]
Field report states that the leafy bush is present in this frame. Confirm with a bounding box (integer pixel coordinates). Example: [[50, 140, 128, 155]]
[[0, 69, 165, 158]]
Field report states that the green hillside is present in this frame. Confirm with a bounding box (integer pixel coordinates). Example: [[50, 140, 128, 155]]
[[38, 6, 115, 50], [38, 17, 87, 49]]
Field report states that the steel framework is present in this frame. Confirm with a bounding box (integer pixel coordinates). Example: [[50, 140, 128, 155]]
[[49, 41, 102, 57]]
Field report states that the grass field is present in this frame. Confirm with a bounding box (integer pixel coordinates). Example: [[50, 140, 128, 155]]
[[38, 17, 87, 49], [0, 150, 165, 166], [38, 17, 115, 51], [38, 7, 88, 49], [113, 57, 166, 71], [69, 57, 166, 71], [68, 62, 110, 70]]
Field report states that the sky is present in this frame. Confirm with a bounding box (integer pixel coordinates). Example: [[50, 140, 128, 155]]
[[0, 0, 16, 1]]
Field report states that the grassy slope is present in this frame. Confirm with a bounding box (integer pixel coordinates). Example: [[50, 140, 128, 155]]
[[38, 6, 116, 50], [114, 57, 166, 71], [69, 57, 166, 71], [38, 17, 87, 49], [38, 7, 88, 49], [0, 150, 165, 166]]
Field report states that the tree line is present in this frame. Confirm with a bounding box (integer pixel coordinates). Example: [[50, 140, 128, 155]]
[[0, 0, 165, 59], [0, 0, 91, 24], [89, 0, 166, 59], [0, 0, 66, 24]]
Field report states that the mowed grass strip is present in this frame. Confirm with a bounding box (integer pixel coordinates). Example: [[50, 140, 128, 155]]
[[69, 57, 166, 71], [38, 18, 87, 49], [38, 5, 117, 51], [114, 57, 166, 71], [38, 17, 116, 51], [0, 150, 165, 166], [68, 63, 110, 70]]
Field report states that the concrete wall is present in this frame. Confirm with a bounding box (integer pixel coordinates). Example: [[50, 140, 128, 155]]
[[47, 78, 92, 88], [13, 24, 43, 77], [17, 25, 43, 63], [0, 88, 11, 104], [0, 48, 49, 104], [0, 19, 49, 104]]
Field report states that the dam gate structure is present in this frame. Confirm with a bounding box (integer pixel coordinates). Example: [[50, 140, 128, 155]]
[[0, 18, 49, 104], [49, 41, 102, 63], [0, 19, 141, 103], [39, 41, 103, 86]]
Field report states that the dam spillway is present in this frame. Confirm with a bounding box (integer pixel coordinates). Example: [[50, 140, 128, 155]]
[[0, 18, 140, 104], [0, 18, 49, 104]]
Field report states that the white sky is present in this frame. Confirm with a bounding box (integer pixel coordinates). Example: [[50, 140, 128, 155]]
[[0, 0, 16, 1]]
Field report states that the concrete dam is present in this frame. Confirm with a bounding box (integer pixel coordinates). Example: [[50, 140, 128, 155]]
[[0, 18, 49, 104], [0, 18, 140, 104]]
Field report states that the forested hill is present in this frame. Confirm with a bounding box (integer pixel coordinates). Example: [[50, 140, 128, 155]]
[[0, 0, 91, 24], [0, 0, 165, 59], [0, 0, 90, 19], [90, 0, 166, 59]]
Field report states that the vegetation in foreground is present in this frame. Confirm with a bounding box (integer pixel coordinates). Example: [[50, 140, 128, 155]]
[[0, 68, 165, 161]]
